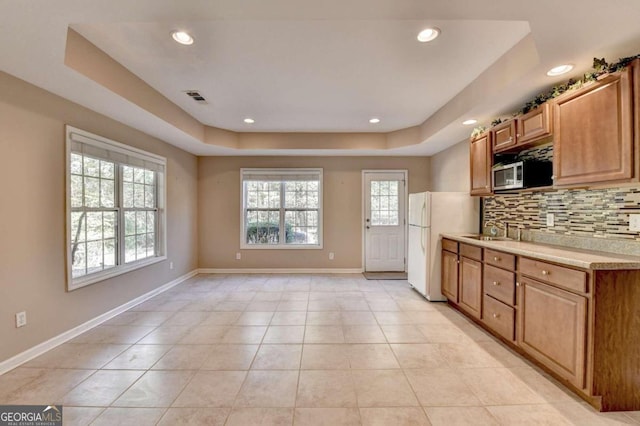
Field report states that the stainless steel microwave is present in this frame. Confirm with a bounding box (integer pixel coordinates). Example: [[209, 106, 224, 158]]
[[492, 160, 553, 191]]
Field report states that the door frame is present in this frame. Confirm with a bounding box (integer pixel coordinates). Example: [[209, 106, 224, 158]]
[[361, 169, 409, 272]]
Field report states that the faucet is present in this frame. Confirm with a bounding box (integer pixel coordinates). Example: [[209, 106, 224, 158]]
[[483, 220, 506, 237]]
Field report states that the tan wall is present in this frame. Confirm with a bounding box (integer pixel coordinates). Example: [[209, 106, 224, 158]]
[[199, 156, 431, 269], [0, 71, 198, 363], [430, 140, 470, 192]]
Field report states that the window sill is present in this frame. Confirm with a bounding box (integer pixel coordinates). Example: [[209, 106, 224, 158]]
[[67, 255, 167, 291], [240, 244, 324, 250]]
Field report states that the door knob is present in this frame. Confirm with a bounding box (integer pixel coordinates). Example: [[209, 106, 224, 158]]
[[366, 218, 370, 222], [366, 226, 370, 229]]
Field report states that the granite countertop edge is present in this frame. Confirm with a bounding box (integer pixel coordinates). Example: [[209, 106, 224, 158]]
[[441, 233, 640, 270]]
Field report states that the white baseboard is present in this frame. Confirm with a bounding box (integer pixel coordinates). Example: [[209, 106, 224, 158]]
[[0, 269, 198, 375], [198, 268, 363, 274]]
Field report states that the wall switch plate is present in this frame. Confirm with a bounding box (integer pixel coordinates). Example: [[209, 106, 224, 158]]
[[236, 252, 241, 260], [169, 261, 174, 270], [630, 214, 640, 232], [16, 311, 27, 328], [546, 213, 555, 227], [329, 252, 334, 260]]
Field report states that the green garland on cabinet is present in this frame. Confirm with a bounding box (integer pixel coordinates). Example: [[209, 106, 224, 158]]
[[471, 54, 640, 139]]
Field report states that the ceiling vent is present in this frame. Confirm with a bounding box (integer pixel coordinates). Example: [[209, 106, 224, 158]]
[[184, 90, 207, 104]]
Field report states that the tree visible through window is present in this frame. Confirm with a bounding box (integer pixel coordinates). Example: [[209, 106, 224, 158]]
[[242, 169, 322, 248]]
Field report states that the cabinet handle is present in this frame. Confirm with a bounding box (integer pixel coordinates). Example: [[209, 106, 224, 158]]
[[541, 270, 549, 276], [492, 313, 500, 319], [493, 256, 500, 261], [492, 281, 500, 286]]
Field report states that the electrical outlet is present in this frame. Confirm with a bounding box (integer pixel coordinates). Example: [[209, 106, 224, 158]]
[[15, 311, 27, 328], [169, 261, 174, 270], [630, 214, 640, 232], [329, 252, 335, 260], [546, 213, 555, 227], [236, 252, 241, 260]]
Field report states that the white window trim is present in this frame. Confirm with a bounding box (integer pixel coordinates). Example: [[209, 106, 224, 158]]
[[240, 168, 323, 250], [65, 126, 167, 291]]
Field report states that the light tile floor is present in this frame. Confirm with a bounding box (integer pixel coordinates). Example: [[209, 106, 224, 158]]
[[1, 274, 638, 425]]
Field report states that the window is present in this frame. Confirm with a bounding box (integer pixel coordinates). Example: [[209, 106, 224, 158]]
[[241, 169, 323, 249], [66, 126, 166, 290], [370, 180, 400, 226]]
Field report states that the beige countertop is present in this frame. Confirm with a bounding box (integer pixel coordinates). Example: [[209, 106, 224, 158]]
[[441, 233, 640, 270]]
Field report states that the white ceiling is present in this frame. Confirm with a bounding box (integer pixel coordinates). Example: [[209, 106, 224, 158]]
[[1, 0, 640, 156]]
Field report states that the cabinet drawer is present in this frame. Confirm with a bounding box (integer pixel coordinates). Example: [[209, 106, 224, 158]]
[[442, 239, 458, 253], [485, 249, 515, 270], [484, 264, 515, 305], [519, 258, 587, 293], [460, 244, 482, 261], [483, 295, 515, 341]]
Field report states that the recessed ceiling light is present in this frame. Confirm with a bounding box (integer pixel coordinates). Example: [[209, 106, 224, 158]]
[[462, 119, 478, 126], [417, 27, 440, 43], [546, 64, 574, 76], [369, 118, 380, 124], [171, 31, 194, 45], [244, 118, 255, 124]]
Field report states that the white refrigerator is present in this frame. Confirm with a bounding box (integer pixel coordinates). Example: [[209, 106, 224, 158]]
[[407, 192, 479, 301]]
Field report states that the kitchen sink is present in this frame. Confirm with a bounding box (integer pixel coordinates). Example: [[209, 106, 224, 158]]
[[463, 235, 512, 241]]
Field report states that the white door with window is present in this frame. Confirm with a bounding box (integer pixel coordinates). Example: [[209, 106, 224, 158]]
[[363, 171, 406, 272]]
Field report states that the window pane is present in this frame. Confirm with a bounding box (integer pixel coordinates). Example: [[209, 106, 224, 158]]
[[123, 182, 134, 208], [124, 211, 136, 236], [100, 179, 115, 208], [71, 242, 86, 278], [136, 234, 147, 258], [101, 161, 114, 179], [134, 168, 145, 184], [146, 211, 155, 233], [70, 153, 83, 175], [144, 170, 154, 185], [71, 175, 83, 208], [125, 236, 136, 263], [134, 183, 145, 208], [145, 185, 155, 208], [371, 181, 379, 195], [84, 157, 100, 177], [103, 212, 116, 239], [123, 166, 134, 182], [71, 212, 86, 242], [86, 212, 103, 241], [136, 211, 147, 234], [86, 240, 103, 272], [146, 233, 155, 257], [104, 239, 116, 267], [84, 177, 100, 207]]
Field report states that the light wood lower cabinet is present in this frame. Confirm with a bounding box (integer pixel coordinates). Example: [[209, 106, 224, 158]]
[[441, 249, 459, 303], [517, 277, 587, 388], [459, 256, 482, 319]]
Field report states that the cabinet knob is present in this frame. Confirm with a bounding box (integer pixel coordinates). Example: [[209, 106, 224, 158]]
[[508, 137, 512, 142], [492, 281, 500, 286], [492, 313, 500, 319], [493, 256, 500, 262], [516, 281, 521, 287], [517, 134, 521, 137], [541, 270, 549, 276], [456, 260, 460, 264]]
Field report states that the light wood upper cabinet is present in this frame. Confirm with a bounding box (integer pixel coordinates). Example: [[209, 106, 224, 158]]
[[518, 277, 587, 388], [492, 120, 517, 152], [553, 69, 634, 186], [459, 256, 482, 319], [469, 132, 492, 196], [517, 103, 552, 146], [441, 249, 459, 303]]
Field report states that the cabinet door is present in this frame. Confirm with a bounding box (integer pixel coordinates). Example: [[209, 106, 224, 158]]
[[469, 133, 492, 196], [517, 103, 552, 146], [492, 120, 517, 152], [554, 70, 633, 186], [441, 250, 459, 303], [517, 278, 587, 388], [459, 257, 482, 319]]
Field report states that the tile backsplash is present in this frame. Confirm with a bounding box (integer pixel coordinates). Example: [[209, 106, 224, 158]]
[[483, 186, 640, 242]]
